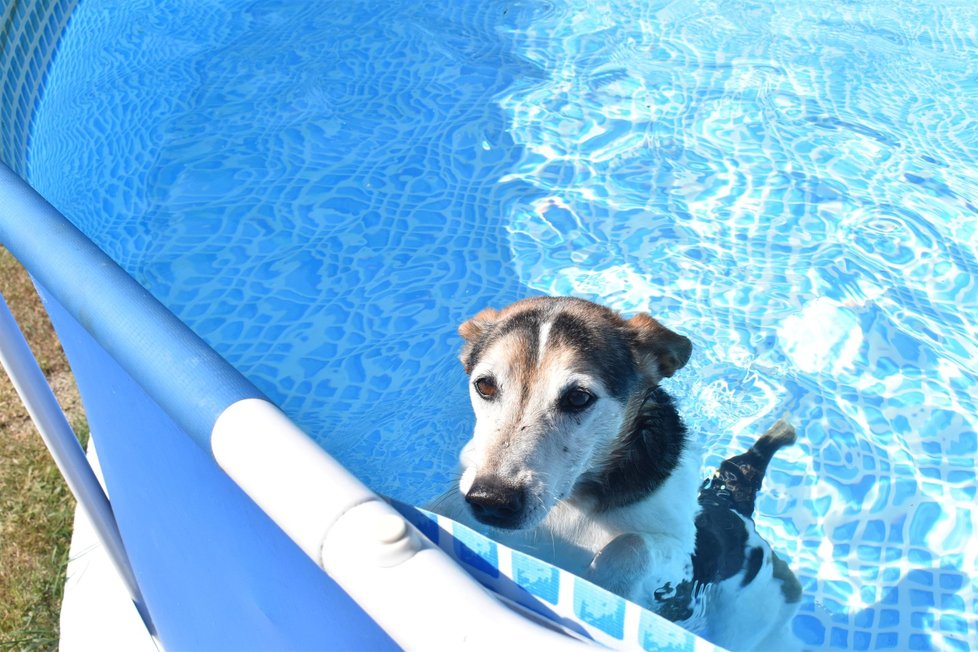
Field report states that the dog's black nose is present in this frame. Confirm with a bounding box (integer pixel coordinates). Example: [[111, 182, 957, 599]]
[[465, 478, 526, 528]]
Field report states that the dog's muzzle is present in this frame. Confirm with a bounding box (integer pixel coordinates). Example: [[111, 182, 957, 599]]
[[464, 477, 527, 529]]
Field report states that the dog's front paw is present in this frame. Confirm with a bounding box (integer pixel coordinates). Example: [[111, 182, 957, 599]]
[[585, 533, 651, 601]]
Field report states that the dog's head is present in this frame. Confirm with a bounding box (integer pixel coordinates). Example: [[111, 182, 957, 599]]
[[455, 296, 692, 530]]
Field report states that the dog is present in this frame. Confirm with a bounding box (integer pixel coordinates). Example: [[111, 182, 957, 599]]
[[431, 296, 801, 650]]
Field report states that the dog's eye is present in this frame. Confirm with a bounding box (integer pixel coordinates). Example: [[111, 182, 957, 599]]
[[474, 376, 498, 400], [560, 387, 595, 412]]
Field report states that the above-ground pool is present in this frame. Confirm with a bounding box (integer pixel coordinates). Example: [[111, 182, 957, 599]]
[[13, 0, 978, 649]]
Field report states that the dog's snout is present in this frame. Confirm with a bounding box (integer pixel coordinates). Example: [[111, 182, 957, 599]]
[[465, 478, 526, 529]]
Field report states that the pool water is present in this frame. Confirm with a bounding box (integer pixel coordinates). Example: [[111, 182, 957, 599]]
[[29, 0, 977, 649]]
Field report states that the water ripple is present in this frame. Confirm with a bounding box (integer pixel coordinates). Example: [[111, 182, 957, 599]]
[[498, 0, 978, 649], [26, 0, 978, 649]]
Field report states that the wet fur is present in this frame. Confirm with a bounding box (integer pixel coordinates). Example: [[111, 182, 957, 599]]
[[433, 297, 801, 650]]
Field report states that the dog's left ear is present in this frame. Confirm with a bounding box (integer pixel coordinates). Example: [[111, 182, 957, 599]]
[[625, 313, 693, 378], [458, 307, 499, 374]]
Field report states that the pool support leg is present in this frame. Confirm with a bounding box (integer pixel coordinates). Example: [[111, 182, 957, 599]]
[[0, 290, 156, 637]]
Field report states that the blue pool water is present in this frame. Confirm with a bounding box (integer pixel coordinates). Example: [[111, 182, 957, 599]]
[[28, 0, 977, 649]]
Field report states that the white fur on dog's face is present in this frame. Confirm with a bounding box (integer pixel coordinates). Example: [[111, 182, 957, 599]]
[[456, 297, 692, 531], [459, 330, 629, 530]]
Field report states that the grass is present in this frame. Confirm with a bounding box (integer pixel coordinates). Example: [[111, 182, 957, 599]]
[[0, 245, 89, 651]]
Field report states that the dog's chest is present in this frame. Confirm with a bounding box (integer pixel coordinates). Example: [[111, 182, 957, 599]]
[[481, 502, 624, 577], [512, 460, 701, 578]]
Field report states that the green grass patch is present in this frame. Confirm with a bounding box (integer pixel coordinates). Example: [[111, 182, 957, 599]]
[[1, 246, 89, 650]]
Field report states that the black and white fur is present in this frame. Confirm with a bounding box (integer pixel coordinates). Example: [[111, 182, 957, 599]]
[[431, 296, 801, 650]]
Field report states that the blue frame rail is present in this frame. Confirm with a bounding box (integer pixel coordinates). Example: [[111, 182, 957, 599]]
[[0, 162, 395, 650], [0, 164, 266, 449], [0, 163, 592, 650], [0, 291, 154, 634]]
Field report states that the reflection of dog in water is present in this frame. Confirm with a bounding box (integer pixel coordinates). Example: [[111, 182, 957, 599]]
[[432, 296, 801, 650]]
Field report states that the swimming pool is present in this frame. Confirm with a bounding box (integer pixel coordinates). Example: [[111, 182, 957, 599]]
[[8, 0, 978, 649]]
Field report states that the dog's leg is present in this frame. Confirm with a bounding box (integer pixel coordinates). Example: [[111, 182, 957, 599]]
[[585, 533, 651, 600], [700, 417, 797, 518], [750, 551, 802, 650], [700, 531, 803, 651], [771, 550, 802, 605], [586, 532, 694, 614]]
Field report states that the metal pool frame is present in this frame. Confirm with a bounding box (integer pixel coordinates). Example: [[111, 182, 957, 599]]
[[1, 162, 586, 650]]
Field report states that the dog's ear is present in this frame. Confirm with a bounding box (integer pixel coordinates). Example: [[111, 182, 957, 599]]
[[625, 313, 692, 378], [458, 307, 499, 373]]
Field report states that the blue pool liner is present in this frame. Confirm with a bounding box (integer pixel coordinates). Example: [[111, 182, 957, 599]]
[[0, 167, 264, 449], [392, 501, 710, 652], [2, 163, 722, 651], [1, 165, 396, 650]]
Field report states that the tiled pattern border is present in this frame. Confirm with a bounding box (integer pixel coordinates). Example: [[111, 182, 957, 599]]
[[1, 0, 78, 174]]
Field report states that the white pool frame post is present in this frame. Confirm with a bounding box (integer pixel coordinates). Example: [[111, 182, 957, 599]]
[[0, 292, 156, 637], [0, 163, 589, 649], [213, 398, 589, 650]]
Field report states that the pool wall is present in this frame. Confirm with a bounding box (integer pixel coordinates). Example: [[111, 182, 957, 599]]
[[0, 0, 76, 174], [1, 4, 711, 649], [3, 156, 615, 649], [0, 163, 394, 649], [3, 9, 390, 644]]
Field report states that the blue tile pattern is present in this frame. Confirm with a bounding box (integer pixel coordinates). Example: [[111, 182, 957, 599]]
[[396, 506, 711, 651], [573, 576, 626, 639], [0, 0, 78, 174], [451, 521, 500, 580], [11, 0, 978, 649], [512, 549, 560, 605], [639, 608, 699, 652]]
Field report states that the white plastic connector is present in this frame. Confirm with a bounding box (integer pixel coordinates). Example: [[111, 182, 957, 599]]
[[333, 501, 420, 568], [214, 398, 586, 650], [212, 398, 377, 558], [320, 498, 586, 650]]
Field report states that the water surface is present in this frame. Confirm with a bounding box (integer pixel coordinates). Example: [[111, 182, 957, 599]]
[[30, 0, 978, 648]]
